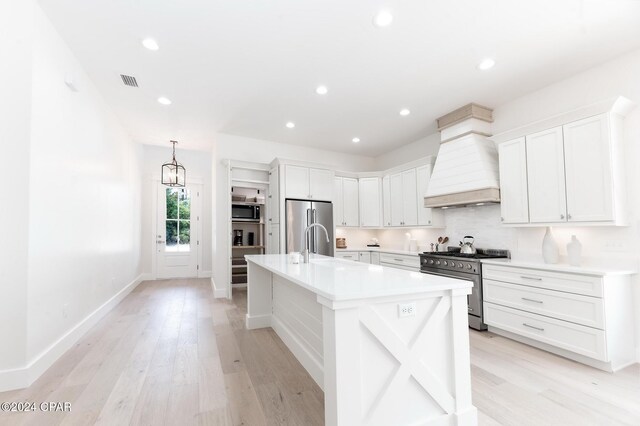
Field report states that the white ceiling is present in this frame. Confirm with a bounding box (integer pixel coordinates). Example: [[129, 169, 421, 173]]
[[38, 0, 640, 156]]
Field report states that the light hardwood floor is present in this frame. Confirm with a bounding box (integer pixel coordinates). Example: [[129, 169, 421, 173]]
[[0, 278, 638, 426]]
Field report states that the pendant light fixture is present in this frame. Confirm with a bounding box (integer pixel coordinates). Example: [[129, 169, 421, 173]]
[[162, 140, 186, 187]]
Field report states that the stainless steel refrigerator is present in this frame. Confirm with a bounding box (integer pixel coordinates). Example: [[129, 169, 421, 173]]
[[285, 199, 334, 256]]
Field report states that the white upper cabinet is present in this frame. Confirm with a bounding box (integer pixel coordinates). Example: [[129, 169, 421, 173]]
[[284, 165, 310, 199], [416, 165, 434, 226], [382, 175, 391, 227], [563, 114, 614, 223], [497, 102, 630, 226], [268, 166, 280, 224], [387, 169, 419, 227], [334, 177, 359, 227], [389, 172, 404, 226], [401, 169, 418, 226], [498, 138, 529, 224], [359, 177, 382, 227], [309, 168, 334, 201], [526, 127, 567, 224], [284, 165, 333, 201]]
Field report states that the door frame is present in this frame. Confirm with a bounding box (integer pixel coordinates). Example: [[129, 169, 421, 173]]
[[150, 175, 204, 280]]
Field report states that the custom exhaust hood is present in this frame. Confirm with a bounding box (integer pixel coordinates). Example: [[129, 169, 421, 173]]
[[424, 103, 501, 208]]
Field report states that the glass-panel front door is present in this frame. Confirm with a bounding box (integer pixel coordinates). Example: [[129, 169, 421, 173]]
[[156, 183, 200, 278]]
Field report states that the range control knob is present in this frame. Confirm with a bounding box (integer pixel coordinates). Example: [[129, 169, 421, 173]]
[[429, 259, 434, 264], [466, 264, 472, 270], [458, 263, 463, 268], [443, 261, 448, 266], [435, 260, 441, 265]]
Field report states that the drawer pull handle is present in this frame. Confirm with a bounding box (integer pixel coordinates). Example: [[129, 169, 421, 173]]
[[522, 323, 544, 332], [394, 258, 404, 262], [521, 297, 543, 304], [520, 276, 542, 281]]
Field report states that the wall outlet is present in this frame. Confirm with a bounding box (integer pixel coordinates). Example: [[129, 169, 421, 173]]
[[398, 302, 416, 318]]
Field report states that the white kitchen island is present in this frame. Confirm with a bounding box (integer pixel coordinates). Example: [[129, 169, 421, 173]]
[[245, 254, 477, 426]]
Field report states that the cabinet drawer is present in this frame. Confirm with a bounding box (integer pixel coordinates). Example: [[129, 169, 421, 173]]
[[484, 303, 607, 361], [379, 253, 420, 268], [482, 264, 603, 297], [484, 280, 604, 329], [334, 251, 358, 261]]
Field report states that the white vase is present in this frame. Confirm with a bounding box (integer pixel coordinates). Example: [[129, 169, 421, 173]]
[[542, 227, 559, 264], [567, 235, 582, 266]]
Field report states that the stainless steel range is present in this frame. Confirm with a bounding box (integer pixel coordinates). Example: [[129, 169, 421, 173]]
[[420, 248, 510, 330]]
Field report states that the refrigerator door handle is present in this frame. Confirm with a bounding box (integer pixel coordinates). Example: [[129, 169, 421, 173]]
[[312, 209, 318, 253], [306, 208, 313, 253]]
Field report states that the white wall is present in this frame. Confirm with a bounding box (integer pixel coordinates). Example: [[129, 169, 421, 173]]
[[0, 0, 33, 373], [374, 133, 441, 170], [140, 144, 213, 276], [0, 1, 144, 390], [26, 4, 143, 361], [212, 133, 376, 295]]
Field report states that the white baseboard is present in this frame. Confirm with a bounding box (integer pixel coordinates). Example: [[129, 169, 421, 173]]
[[139, 272, 154, 282], [246, 313, 271, 330], [210, 277, 228, 298], [198, 270, 212, 278], [0, 274, 144, 392]]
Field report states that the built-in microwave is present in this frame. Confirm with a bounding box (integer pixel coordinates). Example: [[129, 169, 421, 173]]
[[232, 204, 261, 222]]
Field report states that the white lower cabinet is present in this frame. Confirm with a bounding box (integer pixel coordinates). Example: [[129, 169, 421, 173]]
[[334, 250, 417, 270], [379, 253, 420, 272], [334, 251, 359, 261], [482, 262, 635, 372]]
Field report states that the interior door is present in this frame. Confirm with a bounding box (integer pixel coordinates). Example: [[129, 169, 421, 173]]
[[156, 183, 201, 278]]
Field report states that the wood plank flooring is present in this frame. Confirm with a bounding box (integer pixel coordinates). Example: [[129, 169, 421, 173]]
[[0, 278, 638, 425]]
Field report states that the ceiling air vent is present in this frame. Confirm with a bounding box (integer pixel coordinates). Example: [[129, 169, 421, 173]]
[[120, 74, 139, 87]]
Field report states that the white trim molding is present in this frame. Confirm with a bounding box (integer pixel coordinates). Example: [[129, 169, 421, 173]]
[[0, 274, 145, 392], [210, 277, 228, 298]]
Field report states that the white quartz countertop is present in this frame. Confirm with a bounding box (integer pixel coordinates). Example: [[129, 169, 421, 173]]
[[245, 254, 471, 301], [481, 258, 638, 276], [335, 247, 422, 256]]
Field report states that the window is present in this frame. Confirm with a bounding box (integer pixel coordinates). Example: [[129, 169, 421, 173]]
[[166, 188, 191, 252]]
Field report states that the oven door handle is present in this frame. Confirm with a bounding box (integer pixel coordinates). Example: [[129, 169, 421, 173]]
[[420, 269, 476, 281]]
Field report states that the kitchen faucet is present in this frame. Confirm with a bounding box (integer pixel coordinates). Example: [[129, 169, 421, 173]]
[[302, 223, 330, 263]]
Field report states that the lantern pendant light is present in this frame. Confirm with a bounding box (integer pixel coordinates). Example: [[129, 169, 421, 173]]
[[161, 140, 186, 187]]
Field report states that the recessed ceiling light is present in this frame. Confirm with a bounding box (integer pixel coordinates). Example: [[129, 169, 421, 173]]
[[373, 10, 394, 28], [352, 137, 360, 143], [157, 96, 172, 105], [477, 58, 495, 70], [286, 122, 295, 129], [399, 108, 411, 116], [316, 85, 328, 95], [142, 38, 159, 51]]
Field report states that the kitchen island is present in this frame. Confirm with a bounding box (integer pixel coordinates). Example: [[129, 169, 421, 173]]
[[245, 254, 477, 426]]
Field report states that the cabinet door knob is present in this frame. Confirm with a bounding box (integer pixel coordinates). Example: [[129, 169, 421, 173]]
[[567, 213, 572, 220], [268, 218, 272, 221], [500, 217, 504, 222], [560, 214, 565, 219], [428, 220, 431, 224]]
